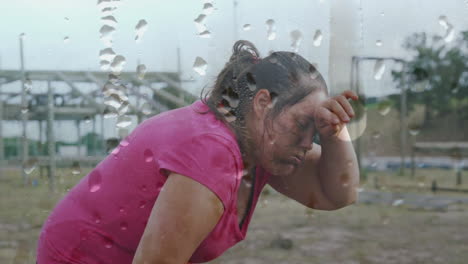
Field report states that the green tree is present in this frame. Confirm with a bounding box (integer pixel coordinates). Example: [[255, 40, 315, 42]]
[[392, 31, 468, 125]]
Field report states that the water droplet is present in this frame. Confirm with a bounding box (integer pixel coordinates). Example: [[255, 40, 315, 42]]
[[71, 163, 81, 175], [290, 30, 302, 52], [104, 97, 122, 109], [144, 149, 154, 162], [93, 213, 102, 224], [392, 199, 403, 206], [24, 158, 38, 174], [101, 15, 118, 27], [377, 100, 392, 116], [103, 237, 113, 248], [194, 14, 207, 33], [24, 79, 32, 92], [139, 200, 147, 209], [193, 57, 207, 76], [140, 102, 152, 115], [136, 64, 147, 80], [371, 131, 381, 139], [110, 55, 126, 73], [373, 59, 386, 80], [135, 19, 148, 43], [119, 207, 125, 213], [198, 30, 211, 38], [19, 32, 26, 39], [141, 185, 147, 192], [439, 15, 455, 43], [408, 124, 421, 136], [99, 25, 116, 46], [88, 170, 102, 192], [313, 30, 323, 47], [103, 109, 118, 119], [221, 95, 239, 108], [380, 12, 385, 17], [119, 139, 129, 147], [64, 17, 70, 21], [202, 2, 214, 15], [120, 222, 128, 231], [266, 19, 276, 40], [118, 101, 129, 115], [100, 60, 110, 70], [376, 40, 383, 47], [83, 116, 92, 124], [243, 24, 251, 31], [63, 36, 70, 43], [116, 115, 132, 128]]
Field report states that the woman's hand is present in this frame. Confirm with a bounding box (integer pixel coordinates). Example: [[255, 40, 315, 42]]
[[314, 90, 359, 139]]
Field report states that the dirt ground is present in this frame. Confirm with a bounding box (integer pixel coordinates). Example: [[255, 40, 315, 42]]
[[1, 167, 468, 264]]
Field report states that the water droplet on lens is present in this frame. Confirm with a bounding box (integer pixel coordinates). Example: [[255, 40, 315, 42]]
[[116, 115, 132, 128], [144, 149, 154, 162], [19, 32, 26, 39], [136, 64, 147, 80], [198, 30, 211, 38], [266, 19, 276, 40], [24, 79, 32, 92], [408, 124, 421, 136], [103, 237, 113, 248], [119, 139, 129, 147], [110, 55, 126, 73], [141, 185, 147, 192], [313, 30, 323, 47], [439, 15, 455, 43], [120, 222, 128, 231], [63, 36, 70, 43], [93, 213, 101, 224], [24, 158, 38, 174], [99, 48, 116, 62], [290, 30, 302, 52], [135, 19, 148, 43], [140, 102, 152, 115], [371, 131, 381, 139], [103, 109, 118, 119], [377, 100, 392, 116], [202, 2, 214, 14], [119, 207, 125, 213], [64, 17, 70, 21], [243, 24, 251, 31], [99, 25, 115, 46], [88, 170, 102, 192], [392, 199, 403, 206], [193, 57, 207, 76], [139, 200, 146, 209], [71, 162, 81, 175], [373, 59, 386, 80], [101, 15, 118, 27], [194, 14, 207, 33], [376, 40, 383, 46]]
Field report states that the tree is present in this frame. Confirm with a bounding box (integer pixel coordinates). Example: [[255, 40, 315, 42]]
[[391, 31, 468, 125]]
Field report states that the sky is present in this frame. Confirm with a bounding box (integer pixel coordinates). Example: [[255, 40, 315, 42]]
[[0, 0, 467, 146]]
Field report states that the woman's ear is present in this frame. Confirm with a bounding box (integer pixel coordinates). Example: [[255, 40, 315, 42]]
[[253, 89, 272, 117]]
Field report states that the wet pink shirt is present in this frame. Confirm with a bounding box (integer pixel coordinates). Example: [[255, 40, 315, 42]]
[[37, 100, 271, 264]]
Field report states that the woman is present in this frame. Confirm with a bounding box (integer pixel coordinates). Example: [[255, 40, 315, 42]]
[[36, 40, 359, 264]]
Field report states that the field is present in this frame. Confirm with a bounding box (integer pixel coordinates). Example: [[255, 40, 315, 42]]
[[1, 166, 468, 263]]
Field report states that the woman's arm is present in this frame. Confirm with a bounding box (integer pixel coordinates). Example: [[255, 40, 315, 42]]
[[132, 172, 224, 264]]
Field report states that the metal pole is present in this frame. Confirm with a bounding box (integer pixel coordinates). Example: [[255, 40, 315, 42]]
[[0, 91, 4, 179], [20, 34, 29, 186], [177, 47, 184, 103], [39, 120, 44, 178], [101, 114, 105, 154], [93, 116, 97, 156], [400, 67, 407, 175], [355, 58, 363, 180], [47, 80, 56, 192], [76, 120, 81, 156]]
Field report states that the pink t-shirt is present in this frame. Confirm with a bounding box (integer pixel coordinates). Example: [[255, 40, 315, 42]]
[[37, 100, 271, 264]]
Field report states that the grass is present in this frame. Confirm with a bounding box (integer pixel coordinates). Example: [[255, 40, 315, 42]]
[[1, 166, 468, 263]]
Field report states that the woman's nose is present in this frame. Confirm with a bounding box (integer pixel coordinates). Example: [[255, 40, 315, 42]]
[[299, 133, 314, 152]]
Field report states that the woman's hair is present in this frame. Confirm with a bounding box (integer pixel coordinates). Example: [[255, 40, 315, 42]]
[[197, 40, 327, 166]]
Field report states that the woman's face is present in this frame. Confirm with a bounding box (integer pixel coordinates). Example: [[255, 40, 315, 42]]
[[254, 90, 327, 176]]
